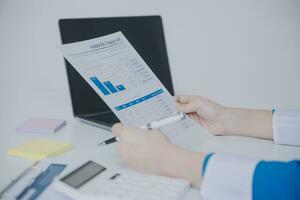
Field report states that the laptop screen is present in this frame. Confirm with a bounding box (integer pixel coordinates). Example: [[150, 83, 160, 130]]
[[59, 16, 174, 117]]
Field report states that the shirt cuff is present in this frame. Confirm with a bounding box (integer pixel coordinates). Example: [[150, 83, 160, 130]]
[[200, 153, 259, 200], [272, 109, 300, 146], [202, 153, 214, 176]]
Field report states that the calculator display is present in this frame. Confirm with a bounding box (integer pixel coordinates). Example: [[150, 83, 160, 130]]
[[61, 161, 106, 188]]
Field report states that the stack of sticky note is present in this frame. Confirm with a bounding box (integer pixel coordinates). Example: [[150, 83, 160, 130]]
[[8, 139, 72, 160], [16, 118, 67, 134]]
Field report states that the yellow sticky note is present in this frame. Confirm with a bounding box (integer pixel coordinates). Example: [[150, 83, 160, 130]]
[[8, 139, 72, 160]]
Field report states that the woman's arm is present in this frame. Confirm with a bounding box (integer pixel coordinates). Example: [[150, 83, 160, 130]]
[[112, 123, 300, 200], [112, 123, 205, 186], [221, 108, 273, 139], [201, 153, 300, 200], [174, 95, 273, 139], [175, 95, 300, 146]]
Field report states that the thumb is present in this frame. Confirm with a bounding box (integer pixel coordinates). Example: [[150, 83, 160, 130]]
[[174, 95, 199, 113], [112, 123, 125, 139]]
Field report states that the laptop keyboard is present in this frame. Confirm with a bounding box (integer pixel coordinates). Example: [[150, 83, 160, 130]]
[[80, 112, 120, 126]]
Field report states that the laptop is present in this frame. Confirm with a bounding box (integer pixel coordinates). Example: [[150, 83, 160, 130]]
[[59, 16, 174, 130]]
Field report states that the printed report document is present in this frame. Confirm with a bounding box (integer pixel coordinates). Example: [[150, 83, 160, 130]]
[[60, 32, 210, 147]]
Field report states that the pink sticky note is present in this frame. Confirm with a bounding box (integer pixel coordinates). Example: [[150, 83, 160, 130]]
[[16, 118, 67, 134]]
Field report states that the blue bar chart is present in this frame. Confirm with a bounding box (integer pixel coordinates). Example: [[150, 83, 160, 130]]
[[103, 81, 118, 93], [90, 77, 126, 95], [116, 84, 126, 91]]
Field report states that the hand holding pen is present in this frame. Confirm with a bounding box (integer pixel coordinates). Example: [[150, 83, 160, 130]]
[[98, 112, 185, 146]]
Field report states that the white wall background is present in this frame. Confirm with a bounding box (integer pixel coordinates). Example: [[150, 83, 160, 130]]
[[1, 0, 300, 123]]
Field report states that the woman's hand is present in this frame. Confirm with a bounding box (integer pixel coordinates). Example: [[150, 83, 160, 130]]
[[175, 95, 273, 139], [112, 123, 173, 174], [112, 123, 205, 186], [175, 95, 227, 135]]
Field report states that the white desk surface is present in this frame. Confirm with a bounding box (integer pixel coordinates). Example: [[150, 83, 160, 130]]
[[1, 92, 300, 200], [1, 1, 300, 198]]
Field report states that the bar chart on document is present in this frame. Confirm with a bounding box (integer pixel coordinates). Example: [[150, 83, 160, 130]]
[[61, 32, 197, 138]]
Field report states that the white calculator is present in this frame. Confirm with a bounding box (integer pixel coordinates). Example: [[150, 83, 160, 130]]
[[53, 161, 190, 200]]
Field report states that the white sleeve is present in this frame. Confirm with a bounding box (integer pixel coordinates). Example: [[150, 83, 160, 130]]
[[200, 154, 259, 200], [272, 109, 300, 146]]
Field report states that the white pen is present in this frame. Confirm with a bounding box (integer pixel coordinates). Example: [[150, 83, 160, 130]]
[[98, 112, 185, 146]]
